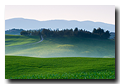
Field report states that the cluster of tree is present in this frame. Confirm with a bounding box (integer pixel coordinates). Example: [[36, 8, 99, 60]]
[[20, 27, 110, 39], [20, 30, 41, 36], [41, 27, 110, 39], [92, 28, 110, 39]]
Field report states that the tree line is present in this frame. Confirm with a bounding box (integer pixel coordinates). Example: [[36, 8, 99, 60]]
[[20, 27, 110, 39]]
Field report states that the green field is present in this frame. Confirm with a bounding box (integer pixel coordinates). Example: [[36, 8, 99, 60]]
[[5, 34, 40, 47], [5, 56, 115, 79], [5, 35, 115, 79], [5, 35, 115, 58]]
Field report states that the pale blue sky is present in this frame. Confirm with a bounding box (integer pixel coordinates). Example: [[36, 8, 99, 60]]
[[5, 5, 115, 25]]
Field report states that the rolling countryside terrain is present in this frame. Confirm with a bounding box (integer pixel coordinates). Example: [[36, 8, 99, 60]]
[[5, 34, 115, 79], [5, 35, 115, 58]]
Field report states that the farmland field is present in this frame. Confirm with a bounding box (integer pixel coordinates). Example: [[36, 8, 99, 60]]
[[5, 56, 115, 79], [5, 35, 115, 79]]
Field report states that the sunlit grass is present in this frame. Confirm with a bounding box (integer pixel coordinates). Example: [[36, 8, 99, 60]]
[[5, 34, 40, 47], [5, 56, 115, 79], [57, 44, 74, 48], [10, 70, 115, 79]]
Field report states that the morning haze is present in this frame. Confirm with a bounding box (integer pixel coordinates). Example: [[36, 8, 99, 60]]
[[5, 5, 115, 79]]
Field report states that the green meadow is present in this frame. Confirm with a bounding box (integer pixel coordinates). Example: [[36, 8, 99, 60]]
[[5, 56, 115, 79], [5, 35, 115, 58], [5, 35, 115, 79], [5, 34, 40, 47]]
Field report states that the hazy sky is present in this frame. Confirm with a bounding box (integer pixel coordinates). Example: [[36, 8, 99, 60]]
[[5, 5, 115, 25]]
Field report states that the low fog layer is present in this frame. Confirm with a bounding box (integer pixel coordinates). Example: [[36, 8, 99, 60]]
[[5, 30, 115, 58], [5, 38, 115, 58]]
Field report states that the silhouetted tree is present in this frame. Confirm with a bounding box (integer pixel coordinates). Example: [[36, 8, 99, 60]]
[[20, 27, 110, 39], [92, 28, 97, 34], [74, 27, 78, 37], [20, 30, 29, 35], [102, 30, 110, 39]]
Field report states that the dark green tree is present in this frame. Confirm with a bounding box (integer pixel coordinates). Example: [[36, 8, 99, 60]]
[[92, 28, 97, 34], [20, 30, 29, 35], [74, 27, 78, 37], [102, 30, 110, 39]]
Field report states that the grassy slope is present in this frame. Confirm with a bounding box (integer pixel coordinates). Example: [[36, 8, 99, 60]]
[[5, 35, 115, 58], [5, 34, 40, 47], [5, 56, 115, 79], [5, 35, 115, 79], [41, 37, 115, 57]]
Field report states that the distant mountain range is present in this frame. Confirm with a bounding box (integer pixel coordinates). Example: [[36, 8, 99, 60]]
[[5, 18, 115, 32]]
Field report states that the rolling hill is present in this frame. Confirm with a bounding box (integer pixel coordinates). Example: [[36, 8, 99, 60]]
[[5, 35, 115, 79], [5, 18, 115, 32], [5, 35, 115, 58]]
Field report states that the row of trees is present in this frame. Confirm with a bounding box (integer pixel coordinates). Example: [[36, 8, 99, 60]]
[[20, 27, 110, 39], [20, 30, 41, 36]]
